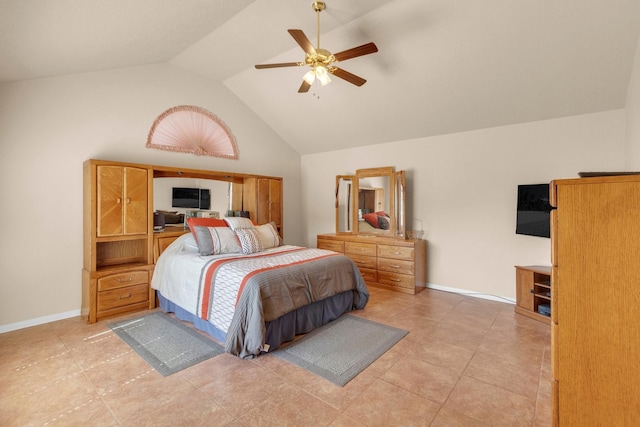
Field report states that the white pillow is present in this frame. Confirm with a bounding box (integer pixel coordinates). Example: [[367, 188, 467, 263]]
[[193, 226, 241, 255], [255, 222, 281, 249], [224, 217, 255, 230]]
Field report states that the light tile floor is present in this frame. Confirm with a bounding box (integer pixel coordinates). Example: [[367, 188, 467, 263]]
[[0, 287, 552, 426]]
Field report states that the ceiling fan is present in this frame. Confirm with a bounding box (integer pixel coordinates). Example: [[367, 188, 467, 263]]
[[254, 1, 378, 93]]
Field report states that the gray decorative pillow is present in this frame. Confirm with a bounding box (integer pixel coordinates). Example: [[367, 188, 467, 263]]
[[377, 215, 390, 230], [193, 226, 241, 256]]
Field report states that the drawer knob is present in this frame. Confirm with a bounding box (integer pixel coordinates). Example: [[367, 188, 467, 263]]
[[118, 293, 132, 300], [391, 264, 401, 268], [118, 277, 133, 283]]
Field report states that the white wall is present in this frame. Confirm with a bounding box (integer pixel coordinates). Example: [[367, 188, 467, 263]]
[[626, 33, 640, 170], [302, 110, 627, 300], [0, 64, 302, 328]]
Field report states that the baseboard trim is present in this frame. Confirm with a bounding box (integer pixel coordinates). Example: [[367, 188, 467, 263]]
[[0, 309, 81, 334], [427, 283, 515, 304], [0, 283, 514, 334]]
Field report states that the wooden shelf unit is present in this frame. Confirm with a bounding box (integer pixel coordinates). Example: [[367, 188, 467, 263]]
[[82, 160, 155, 323], [514, 265, 551, 324]]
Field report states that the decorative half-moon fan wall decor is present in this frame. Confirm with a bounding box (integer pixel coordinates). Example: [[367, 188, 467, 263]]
[[146, 105, 238, 159]]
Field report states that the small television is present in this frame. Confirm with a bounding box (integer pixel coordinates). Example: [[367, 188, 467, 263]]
[[171, 187, 210, 210], [516, 183, 552, 238]]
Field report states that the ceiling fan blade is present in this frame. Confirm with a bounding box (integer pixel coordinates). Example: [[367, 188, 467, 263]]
[[298, 80, 311, 93], [288, 29, 316, 55], [255, 62, 301, 69], [330, 67, 367, 87], [333, 42, 378, 62]]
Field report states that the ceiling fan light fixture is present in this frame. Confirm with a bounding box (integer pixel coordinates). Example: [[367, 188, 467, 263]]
[[316, 65, 331, 86], [303, 68, 316, 85]]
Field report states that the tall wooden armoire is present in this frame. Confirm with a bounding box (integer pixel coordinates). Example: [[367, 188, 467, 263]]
[[550, 174, 640, 426]]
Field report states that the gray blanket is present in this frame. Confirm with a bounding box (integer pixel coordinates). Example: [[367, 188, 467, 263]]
[[223, 253, 369, 359]]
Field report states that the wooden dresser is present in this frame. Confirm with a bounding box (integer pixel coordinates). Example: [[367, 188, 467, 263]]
[[317, 233, 427, 294], [550, 174, 640, 426]]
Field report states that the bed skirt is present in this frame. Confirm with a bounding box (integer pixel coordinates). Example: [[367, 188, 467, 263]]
[[157, 290, 355, 356]]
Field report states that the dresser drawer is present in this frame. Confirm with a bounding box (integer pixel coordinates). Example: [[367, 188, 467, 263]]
[[378, 244, 414, 260], [378, 271, 414, 289], [317, 238, 344, 253], [378, 258, 414, 275], [98, 283, 149, 312], [347, 254, 377, 270], [98, 271, 148, 291], [358, 268, 378, 283], [345, 242, 376, 257]]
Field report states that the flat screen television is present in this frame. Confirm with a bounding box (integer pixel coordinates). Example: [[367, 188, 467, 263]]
[[516, 183, 552, 238], [171, 187, 210, 210]]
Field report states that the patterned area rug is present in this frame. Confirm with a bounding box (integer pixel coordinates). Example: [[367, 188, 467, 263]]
[[273, 315, 408, 386], [109, 312, 224, 376]]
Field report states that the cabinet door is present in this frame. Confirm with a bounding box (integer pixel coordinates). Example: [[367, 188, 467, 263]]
[[123, 167, 148, 235], [515, 268, 534, 311], [556, 180, 640, 426], [257, 178, 282, 228], [96, 165, 147, 237], [268, 179, 281, 226], [97, 165, 124, 237]]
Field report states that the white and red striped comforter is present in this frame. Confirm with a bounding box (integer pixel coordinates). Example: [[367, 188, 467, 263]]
[[152, 234, 369, 358]]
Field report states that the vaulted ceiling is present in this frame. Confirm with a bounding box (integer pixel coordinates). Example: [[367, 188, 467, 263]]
[[2, 0, 639, 155]]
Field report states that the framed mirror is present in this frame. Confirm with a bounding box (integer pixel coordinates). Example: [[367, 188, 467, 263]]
[[335, 175, 355, 233], [394, 170, 406, 238], [334, 166, 406, 238], [354, 167, 393, 236], [333, 166, 406, 238]]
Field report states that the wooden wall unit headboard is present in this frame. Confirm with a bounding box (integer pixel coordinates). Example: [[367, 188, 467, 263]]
[[83, 158, 283, 323]]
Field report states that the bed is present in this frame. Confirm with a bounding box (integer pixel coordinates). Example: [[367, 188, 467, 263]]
[[151, 218, 369, 359]]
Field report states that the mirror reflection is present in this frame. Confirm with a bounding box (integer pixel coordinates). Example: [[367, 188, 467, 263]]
[[356, 174, 391, 235], [153, 178, 235, 225]]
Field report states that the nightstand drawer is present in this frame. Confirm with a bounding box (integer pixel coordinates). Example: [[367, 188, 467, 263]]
[[345, 242, 376, 257], [378, 258, 414, 275], [98, 283, 149, 312], [98, 271, 148, 291], [378, 244, 414, 260]]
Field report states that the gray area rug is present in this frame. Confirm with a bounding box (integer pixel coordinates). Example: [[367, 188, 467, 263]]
[[108, 312, 224, 376], [273, 314, 408, 387]]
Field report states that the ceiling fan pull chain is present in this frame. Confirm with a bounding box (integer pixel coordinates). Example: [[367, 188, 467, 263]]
[[316, 3, 322, 49]]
